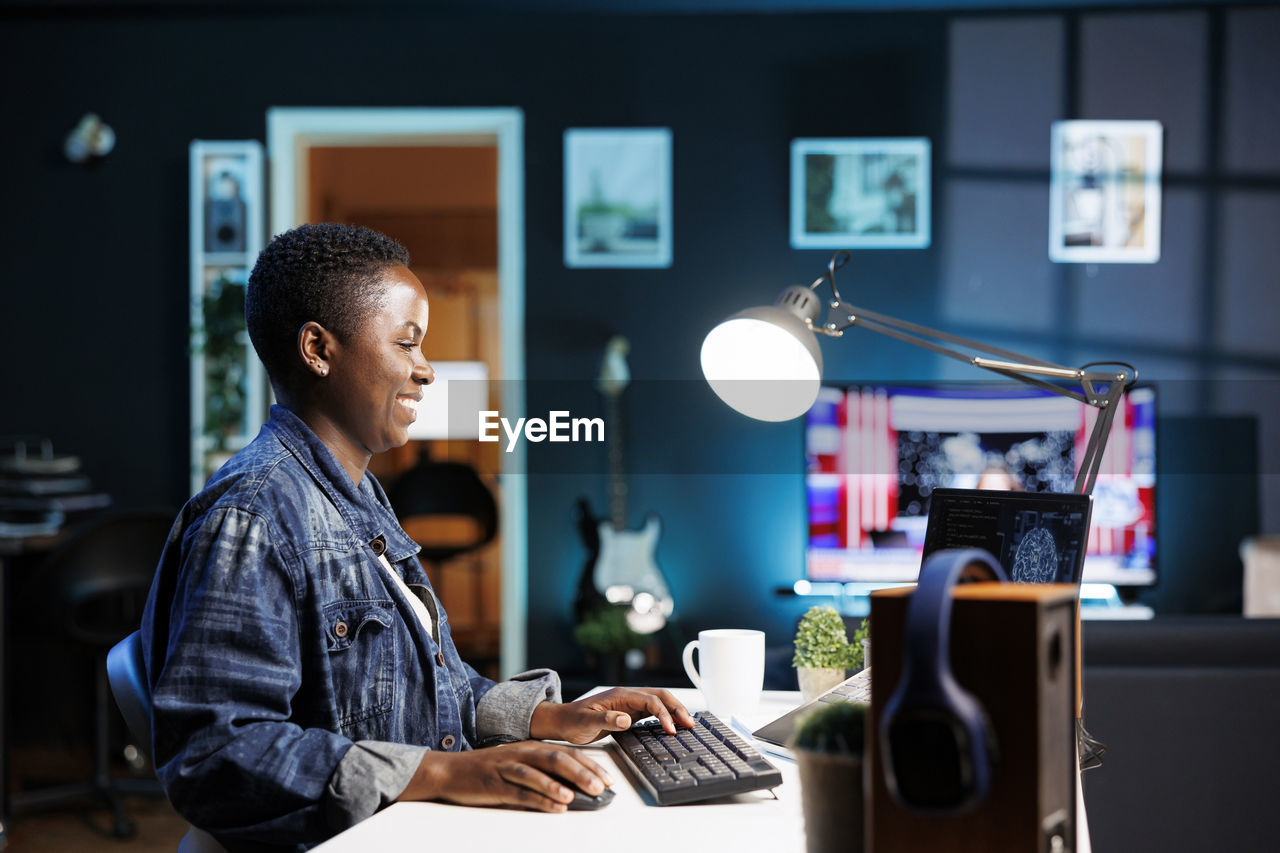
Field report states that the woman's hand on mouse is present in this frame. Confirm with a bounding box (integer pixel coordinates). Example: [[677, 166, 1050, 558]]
[[398, 742, 613, 813], [529, 687, 697, 744]]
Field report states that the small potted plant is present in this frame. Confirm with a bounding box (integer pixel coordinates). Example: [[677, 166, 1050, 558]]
[[791, 700, 867, 853], [793, 606, 865, 702]]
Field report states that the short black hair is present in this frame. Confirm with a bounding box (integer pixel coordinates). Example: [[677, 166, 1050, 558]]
[[246, 222, 410, 388]]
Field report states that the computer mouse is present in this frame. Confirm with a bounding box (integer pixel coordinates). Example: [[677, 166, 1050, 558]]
[[549, 774, 615, 811]]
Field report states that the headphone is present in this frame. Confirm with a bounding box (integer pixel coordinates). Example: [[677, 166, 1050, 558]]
[[880, 548, 1007, 814]]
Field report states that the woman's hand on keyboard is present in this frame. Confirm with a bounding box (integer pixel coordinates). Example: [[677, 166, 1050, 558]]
[[398, 742, 614, 813], [530, 687, 697, 744]]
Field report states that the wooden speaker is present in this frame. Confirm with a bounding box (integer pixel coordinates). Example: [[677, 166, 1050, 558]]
[[868, 582, 1077, 853]]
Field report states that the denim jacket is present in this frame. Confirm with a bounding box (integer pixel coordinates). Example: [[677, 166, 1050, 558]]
[[141, 406, 560, 851]]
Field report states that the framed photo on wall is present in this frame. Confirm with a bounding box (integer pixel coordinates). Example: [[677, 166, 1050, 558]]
[[564, 128, 673, 268], [791, 137, 931, 249], [1049, 120, 1163, 264]]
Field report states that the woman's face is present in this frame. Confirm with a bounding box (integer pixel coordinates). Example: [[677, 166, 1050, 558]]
[[323, 264, 434, 462]]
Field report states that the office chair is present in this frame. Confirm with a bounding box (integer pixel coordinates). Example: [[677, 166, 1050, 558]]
[[105, 631, 152, 769], [14, 510, 173, 837], [387, 449, 498, 564], [108, 630, 226, 853], [388, 449, 501, 674]]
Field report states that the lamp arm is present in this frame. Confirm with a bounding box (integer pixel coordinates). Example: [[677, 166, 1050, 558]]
[[821, 299, 1134, 496], [1074, 379, 1125, 495], [826, 301, 1065, 370]]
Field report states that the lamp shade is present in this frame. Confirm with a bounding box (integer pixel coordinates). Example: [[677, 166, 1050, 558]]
[[700, 302, 824, 422], [406, 361, 489, 440]]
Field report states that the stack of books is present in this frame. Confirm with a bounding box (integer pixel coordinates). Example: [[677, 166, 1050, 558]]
[[0, 437, 111, 538]]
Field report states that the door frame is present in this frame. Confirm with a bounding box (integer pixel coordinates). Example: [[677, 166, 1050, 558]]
[[267, 107, 528, 676]]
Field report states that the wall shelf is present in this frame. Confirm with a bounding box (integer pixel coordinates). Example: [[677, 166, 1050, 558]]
[[188, 140, 266, 495]]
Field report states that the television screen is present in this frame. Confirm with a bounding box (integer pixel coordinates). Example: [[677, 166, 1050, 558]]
[[805, 383, 1156, 586]]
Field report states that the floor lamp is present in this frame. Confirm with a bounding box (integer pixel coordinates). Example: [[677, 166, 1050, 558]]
[[700, 250, 1136, 769]]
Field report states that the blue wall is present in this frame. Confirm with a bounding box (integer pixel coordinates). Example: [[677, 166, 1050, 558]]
[[1, 4, 1277, 676]]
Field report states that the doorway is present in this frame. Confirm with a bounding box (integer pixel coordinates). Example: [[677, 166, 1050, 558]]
[[267, 108, 527, 676]]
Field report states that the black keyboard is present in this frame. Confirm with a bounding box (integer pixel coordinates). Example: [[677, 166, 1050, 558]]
[[611, 711, 783, 805]]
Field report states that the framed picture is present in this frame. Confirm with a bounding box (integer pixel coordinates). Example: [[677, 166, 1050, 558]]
[[791, 138, 931, 249], [564, 128, 672, 268], [1049, 120, 1163, 264]]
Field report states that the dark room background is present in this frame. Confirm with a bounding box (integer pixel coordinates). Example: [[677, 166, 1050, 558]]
[[2, 1, 1278, 678]]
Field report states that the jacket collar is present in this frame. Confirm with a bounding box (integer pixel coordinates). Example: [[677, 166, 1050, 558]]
[[265, 405, 422, 563]]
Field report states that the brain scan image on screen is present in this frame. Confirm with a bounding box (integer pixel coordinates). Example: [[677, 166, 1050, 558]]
[[1012, 526, 1059, 583]]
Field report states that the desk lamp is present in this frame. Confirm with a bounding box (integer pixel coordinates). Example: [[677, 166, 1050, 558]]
[[700, 250, 1136, 768], [701, 251, 1135, 495]]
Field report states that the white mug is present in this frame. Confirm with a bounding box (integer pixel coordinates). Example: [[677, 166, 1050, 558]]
[[682, 629, 765, 718]]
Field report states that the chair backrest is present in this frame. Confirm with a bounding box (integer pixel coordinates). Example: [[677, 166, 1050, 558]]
[[107, 629, 153, 758], [108, 631, 230, 853], [48, 509, 174, 647]]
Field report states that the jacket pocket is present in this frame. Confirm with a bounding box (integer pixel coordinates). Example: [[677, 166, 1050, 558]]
[[322, 598, 396, 728]]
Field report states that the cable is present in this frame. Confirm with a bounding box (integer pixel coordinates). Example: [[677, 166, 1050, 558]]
[[1077, 718, 1107, 771]]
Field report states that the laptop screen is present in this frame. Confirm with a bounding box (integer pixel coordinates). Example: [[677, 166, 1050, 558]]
[[922, 488, 1093, 584]]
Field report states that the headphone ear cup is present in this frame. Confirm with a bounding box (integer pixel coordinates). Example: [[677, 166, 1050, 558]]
[[880, 548, 1005, 814], [954, 691, 999, 811]]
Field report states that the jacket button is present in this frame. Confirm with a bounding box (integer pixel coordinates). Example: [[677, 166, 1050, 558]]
[[334, 620, 348, 639], [440, 734, 457, 750], [370, 537, 386, 556]]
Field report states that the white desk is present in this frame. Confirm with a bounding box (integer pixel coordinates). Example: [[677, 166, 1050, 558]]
[[312, 688, 1090, 853], [313, 689, 803, 853]]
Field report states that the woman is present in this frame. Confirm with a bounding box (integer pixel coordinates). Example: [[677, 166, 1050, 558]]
[[141, 223, 693, 851]]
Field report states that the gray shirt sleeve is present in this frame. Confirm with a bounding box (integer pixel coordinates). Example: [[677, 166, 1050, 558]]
[[324, 740, 428, 833], [324, 669, 562, 830], [476, 668, 563, 746]]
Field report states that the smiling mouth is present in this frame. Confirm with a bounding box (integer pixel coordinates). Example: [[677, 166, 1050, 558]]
[[396, 395, 421, 420]]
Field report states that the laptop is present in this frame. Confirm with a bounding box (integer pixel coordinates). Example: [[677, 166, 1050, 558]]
[[922, 488, 1093, 586], [752, 488, 1093, 751], [752, 667, 872, 754]]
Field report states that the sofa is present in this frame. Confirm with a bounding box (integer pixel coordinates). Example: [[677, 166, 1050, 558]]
[[1080, 616, 1280, 852]]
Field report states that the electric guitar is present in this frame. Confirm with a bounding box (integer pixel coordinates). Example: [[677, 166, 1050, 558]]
[[574, 336, 674, 635]]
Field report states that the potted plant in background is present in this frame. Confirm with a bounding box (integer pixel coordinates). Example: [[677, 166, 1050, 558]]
[[792, 605, 867, 702], [194, 273, 249, 473], [791, 701, 867, 853], [574, 605, 645, 685]]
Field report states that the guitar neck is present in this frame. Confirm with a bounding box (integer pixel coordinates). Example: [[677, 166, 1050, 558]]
[[607, 391, 627, 530]]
